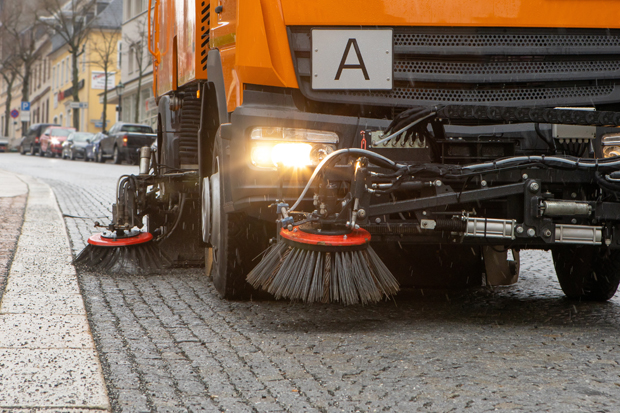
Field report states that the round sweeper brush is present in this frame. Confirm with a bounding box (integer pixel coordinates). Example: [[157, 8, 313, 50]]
[[246, 227, 399, 305], [74, 229, 171, 275]]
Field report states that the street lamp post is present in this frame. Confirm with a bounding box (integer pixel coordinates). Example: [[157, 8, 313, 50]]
[[116, 81, 125, 122]]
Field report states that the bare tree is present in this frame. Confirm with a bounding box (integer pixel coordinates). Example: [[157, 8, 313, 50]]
[[38, 0, 94, 129], [0, 56, 20, 137], [1, 1, 44, 131], [0, 7, 22, 137], [90, 20, 120, 132], [124, 19, 150, 123]]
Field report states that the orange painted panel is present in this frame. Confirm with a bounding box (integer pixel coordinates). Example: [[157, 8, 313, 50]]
[[279, 0, 620, 28], [157, 0, 620, 109]]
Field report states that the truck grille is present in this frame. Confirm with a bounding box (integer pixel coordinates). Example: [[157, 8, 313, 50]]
[[289, 27, 620, 108]]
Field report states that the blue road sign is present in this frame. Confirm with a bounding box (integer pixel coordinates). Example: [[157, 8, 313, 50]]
[[10, 109, 19, 119], [21, 102, 30, 112]]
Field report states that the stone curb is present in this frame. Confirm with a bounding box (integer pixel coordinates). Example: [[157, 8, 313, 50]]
[[0, 173, 110, 411]]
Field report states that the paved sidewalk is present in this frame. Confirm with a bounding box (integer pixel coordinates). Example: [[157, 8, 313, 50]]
[[0, 172, 109, 411]]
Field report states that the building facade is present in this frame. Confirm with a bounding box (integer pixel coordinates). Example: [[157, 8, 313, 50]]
[[49, 0, 122, 133], [0, 0, 121, 146], [109, 0, 155, 129]]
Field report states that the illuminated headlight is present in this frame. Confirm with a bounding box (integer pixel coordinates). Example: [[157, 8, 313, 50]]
[[250, 127, 338, 169], [602, 133, 620, 158], [51, 138, 60, 145]]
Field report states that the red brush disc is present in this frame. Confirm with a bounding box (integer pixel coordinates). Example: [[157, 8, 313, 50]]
[[87, 232, 153, 247], [280, 227, 370, 250]]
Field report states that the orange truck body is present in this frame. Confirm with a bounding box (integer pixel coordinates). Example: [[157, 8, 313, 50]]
[[152, 0, 620, 111]]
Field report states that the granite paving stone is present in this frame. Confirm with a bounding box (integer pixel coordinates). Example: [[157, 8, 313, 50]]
[[4, 153, 620, 412]]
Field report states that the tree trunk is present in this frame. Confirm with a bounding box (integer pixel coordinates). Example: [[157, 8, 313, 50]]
[[3, 76, 14, 137], [102, 69, 108, 132], [72, 50, 80, 129], [134, 71, 142, 123], [21, 68, 30, 133]]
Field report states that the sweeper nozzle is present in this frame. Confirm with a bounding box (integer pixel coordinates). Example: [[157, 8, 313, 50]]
[[247, 227, 399, 305], [75, 229, 170, 275]]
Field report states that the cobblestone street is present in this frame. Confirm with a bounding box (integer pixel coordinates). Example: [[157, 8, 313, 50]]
[[3, 152, 620, 412]]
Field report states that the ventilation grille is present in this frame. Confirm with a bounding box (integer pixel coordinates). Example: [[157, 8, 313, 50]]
[[327, 84, 614, 104], [179, 90, 200, 166], [289, 27, 620, 108], [393, 33, 620, 48], [394, 59, 620, 77], [199, 1, 210, 72]]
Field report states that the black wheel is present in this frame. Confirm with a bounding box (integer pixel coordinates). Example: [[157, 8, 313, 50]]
[[83, 152, 89, 162], [113, 146, 121, 164], [39, 146, 46, 156], [20, 145, 25, 155], [96, 149, 103, 163], [553, 246, 620, 301], [70, 150, 75, 160], [30, 145, 36, 156], [208, 136, 270, 299]]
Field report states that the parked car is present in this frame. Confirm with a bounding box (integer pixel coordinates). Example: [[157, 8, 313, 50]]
[[62, 132, 95, 160], [85, 132, 107, 162], [0, 137, 8, 152], [20, 123, 59, 155], [98, 122, 156, 164], [39, 126, 76, 157]]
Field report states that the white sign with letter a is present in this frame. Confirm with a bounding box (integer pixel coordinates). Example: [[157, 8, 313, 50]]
[[312, 29, 393, 90]]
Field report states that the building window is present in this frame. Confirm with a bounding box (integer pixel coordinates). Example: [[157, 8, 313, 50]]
[[125, 0, 131, 20], [61, 61, 65, 86], [52, 67, 55, 90], [59, 113, 62, 126], [117, 41, 122, 69], [66, 57, 71, 84]]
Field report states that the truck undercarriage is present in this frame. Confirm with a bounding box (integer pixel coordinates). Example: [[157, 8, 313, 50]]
[[83, 22, 620, 303]]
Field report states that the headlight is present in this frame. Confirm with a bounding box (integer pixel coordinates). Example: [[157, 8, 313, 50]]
[[250, 127, 338, 169]]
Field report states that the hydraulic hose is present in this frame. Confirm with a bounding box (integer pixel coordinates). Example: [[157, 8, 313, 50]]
[[289, 148, 404, 212]]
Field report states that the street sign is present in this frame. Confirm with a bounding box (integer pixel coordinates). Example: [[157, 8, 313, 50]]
[[10, 109, 19, 119], [69, 102, 89, 109], [20, 101, 30, 122]]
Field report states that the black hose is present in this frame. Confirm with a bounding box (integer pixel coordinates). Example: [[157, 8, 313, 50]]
[[535, 123, 555, 152]]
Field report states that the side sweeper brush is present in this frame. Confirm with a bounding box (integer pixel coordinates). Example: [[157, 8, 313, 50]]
[[247, 226, 399, 305], [75, 229, 170, 275]]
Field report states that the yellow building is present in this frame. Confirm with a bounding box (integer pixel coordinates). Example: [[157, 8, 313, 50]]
[[48, 0, 121, 133]]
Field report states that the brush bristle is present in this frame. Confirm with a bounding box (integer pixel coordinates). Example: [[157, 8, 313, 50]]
[[75, 243, 171, 275], [247, 242, 399, 305]]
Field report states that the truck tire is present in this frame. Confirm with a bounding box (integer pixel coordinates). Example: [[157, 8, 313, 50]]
[[552, 246, 620, 301], [208, 137, 268, 299], [113, 146, 121, 164]]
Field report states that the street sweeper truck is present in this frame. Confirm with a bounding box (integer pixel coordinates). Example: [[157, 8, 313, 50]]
[[77, 0, 620, 304]]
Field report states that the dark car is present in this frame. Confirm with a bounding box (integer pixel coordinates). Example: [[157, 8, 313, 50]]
[[99, 122, 156, 164], [20, 123, 60, 155], [62, 132, 95, 160], [85, 132, 107, 162], [40, 126, 76, 157]]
